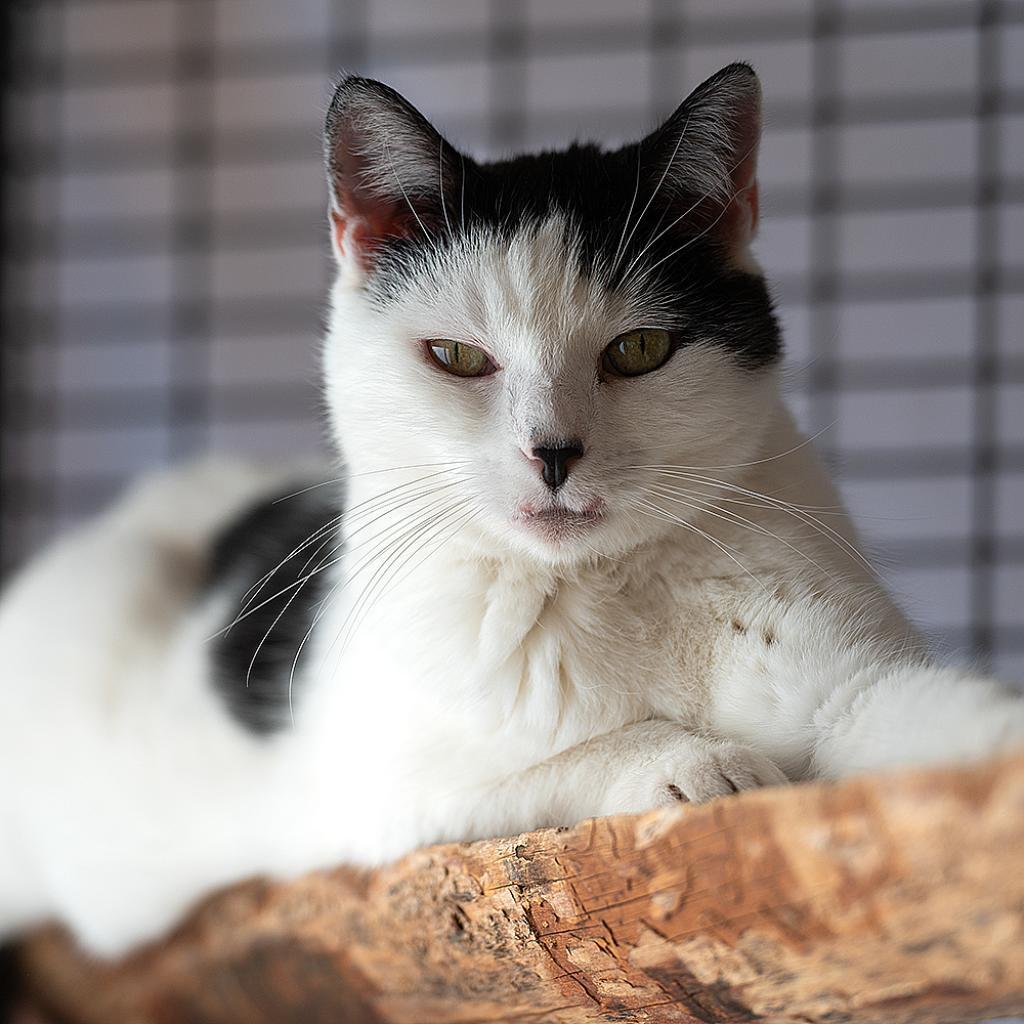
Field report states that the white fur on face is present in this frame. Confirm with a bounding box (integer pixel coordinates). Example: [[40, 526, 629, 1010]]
[[324, 214, 778, 565]]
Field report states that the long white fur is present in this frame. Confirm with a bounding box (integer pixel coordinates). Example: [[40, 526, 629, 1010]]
[[1, 209, 1022, 958]]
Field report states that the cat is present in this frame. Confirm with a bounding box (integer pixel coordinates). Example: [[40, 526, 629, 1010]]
[[1, 63, 1022, 958]]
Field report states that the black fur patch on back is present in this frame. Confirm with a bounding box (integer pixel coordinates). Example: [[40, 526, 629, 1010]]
[[0, 943, 22, 1021], [204, 484, 342, 736]]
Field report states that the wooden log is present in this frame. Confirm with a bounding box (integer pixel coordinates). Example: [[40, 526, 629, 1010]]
[[17, 753, 1024, 1024]]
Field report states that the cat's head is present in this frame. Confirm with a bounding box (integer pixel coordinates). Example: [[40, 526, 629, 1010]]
[[322, 64, 782, 565]]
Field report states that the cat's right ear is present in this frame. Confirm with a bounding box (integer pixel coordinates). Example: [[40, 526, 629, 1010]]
[[323, 76, 466, 275]]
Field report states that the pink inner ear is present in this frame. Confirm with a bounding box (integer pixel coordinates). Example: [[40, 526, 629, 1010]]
[[329, 187, 424, 270], [747, 181, 760, 235], [726, 149, 759, 244], [329, 207, 377, 269], [329, 205, 381, 272], [330, 209, 349, 258], [688, 161, 759, 252], [328, 114, 435, 270], [726, 97, 762, 244]]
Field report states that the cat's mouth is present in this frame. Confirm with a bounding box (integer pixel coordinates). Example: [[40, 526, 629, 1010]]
[[513, 500, 605, 540]]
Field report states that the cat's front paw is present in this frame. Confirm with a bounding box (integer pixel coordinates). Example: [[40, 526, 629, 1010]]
[[602, 737, 787, 816]]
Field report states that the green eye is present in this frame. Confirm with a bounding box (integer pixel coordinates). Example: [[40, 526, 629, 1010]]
[[603, 329, 674, 377], [425, 339, 496, 377]]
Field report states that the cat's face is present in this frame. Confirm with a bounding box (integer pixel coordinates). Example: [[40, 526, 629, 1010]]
[[323, 66, 782, 565]]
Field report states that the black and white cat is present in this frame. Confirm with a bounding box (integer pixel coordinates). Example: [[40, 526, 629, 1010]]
[[2, 64, 1022, 956]]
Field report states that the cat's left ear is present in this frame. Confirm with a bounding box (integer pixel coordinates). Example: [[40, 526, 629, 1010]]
[[640, 62, 761, 253], [323, 76, 467, 273]]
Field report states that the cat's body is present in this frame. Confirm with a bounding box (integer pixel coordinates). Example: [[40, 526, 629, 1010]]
[[2, 65, 1023, 956]]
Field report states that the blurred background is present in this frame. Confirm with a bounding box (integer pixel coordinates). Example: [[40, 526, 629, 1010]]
[[1, 0, 1022, 680]]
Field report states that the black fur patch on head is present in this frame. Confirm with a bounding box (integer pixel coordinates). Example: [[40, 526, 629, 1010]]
[[204, 485, 342, 736], [325, 64, 782, 370]]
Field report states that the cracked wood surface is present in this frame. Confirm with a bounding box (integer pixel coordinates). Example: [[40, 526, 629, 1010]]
[[18, 753, 1024, 1024]]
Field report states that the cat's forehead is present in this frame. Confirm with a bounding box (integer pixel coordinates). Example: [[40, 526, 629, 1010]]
[[364, 141, 699, 344], [385, 213, 640, 359]]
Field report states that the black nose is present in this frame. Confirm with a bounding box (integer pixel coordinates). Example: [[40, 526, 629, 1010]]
[[532, 443, 584, 490]]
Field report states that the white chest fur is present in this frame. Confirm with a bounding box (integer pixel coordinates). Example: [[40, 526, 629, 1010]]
[[303, 540, 674, 793]]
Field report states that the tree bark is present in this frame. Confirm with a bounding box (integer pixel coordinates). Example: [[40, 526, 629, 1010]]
[[18, 753, 1024, 1024]]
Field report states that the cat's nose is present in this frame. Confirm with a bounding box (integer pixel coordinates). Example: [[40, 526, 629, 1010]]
[[531, 442, 584, 490]]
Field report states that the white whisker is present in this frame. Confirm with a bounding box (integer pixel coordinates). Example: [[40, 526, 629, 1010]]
[[438, 137, 452, 238], [236, 469, 465, 623], [613, 114, 691, 278], [382, 135, 431, 243], [646, 468, 877, 576], [459, 151, 466, 232], [618, 138, 757, 288], [609, 143, 644, 275], [631, 421, 836, 473], [314, 495, 471, 689], [632, 497, 770, 594], [286, 489, 470, 724], [641, 482, 835, 582]]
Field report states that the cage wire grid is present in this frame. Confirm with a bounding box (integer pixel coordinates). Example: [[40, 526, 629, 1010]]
[[1, 0, 1023, 680]]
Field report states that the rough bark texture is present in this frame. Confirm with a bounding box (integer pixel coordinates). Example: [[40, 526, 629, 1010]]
[[17, 754, 1024, 1024]]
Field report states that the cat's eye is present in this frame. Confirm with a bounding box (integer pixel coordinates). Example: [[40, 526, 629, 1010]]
[[425, 339, 496, 378], [603, 329, 674, 377]]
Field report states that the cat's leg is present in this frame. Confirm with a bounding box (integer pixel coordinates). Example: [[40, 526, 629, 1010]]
[[705, 591, 1024, 779], [809, 662, 1024, 778], [454, 720, 788, 841]]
